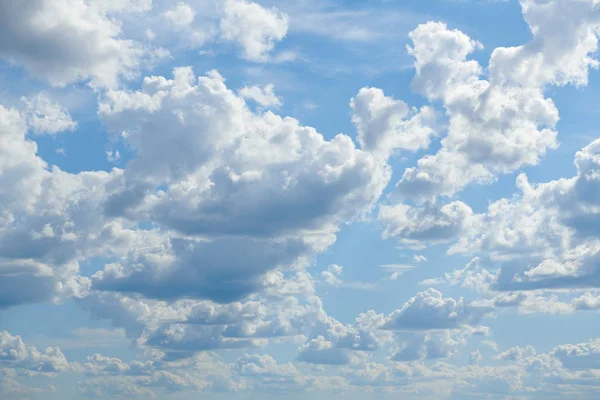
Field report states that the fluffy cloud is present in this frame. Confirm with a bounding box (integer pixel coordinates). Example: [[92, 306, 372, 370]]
[[0, 331, 69, 373], [379, 201, 474, 247], [381, 288, 489, 331], [551, 338, 600, 370], [0, 103, 116, 308], [2, 0, 600, 398], [0, 105, 47, 213], [375, 0, 600, 256], [20, 94, 77, 135], [219, 0, 289, 62], [77, 351, 230, 397], [93, 66, 389, 303], [164, 2, 196, 29], [320, 264, 343, 285], [0, 0, 156, 88], [296, 336, 354, 365], [397, 22, 561, 199], [390, 0, 600, 203], [391, 330, 469, 362], [350, 87, 438, 158], [239, 83, 282, 108], [447, 139, 600, 292]]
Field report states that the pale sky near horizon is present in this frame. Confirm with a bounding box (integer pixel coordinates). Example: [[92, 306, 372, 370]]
[[2, 0, 600, 399]]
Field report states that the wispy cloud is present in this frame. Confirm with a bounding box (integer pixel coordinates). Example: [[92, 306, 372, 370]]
[[320, 264, 377, 290], [381, 264, 417, 280], [31, 328, 129, 350]]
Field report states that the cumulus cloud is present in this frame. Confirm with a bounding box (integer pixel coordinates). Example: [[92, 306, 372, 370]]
[[420, 258, 497, 295], [0, 331, 69, 373], [374, 0, 600, 257], [446, 139, 600, 292], [379, 201, 475, 247], [0, 0, 157, 88], [391, 330, 466, 361], [21, 94, 77, 135], [393, 0, 600, 201], [382, 288, 489, 331], [350, 87, 438, 158], [296, 336, 354, 366], [164, 2, 196, 29], [320, 264, 343, 285], [239, 83, 282, 108], [551, 338, 600, 370], [397, 23, 561, 199], [93, 66, 389, 303], [219, 0, 289, 62], [2, 0, 600, 397], [77, 351, 231, 397], [0, 103, 117, 308]]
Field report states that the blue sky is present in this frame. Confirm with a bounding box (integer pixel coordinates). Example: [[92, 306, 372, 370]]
[[2, 0, 600, 399]]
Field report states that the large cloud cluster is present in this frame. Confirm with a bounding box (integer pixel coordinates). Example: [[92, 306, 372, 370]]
[[2, 0, 600, 398], [378, 0, 600, 251]]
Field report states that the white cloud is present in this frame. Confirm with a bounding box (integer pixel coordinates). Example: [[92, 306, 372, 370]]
[[239, 83, 282, 108], [379, 201, 475, 247], [396, 20, 561, 200], [0, 0, 156, 88], [551, 337, 600, 370], [297, 336, 354, 365], [420, 258, 496, 294], [319, 264, 376, 289], [393, 1, 600, 201], [377, 6, 600, 248], [164, 2, 195, 29], [106, 150, 121, 162], [413, 255, 427, 263], [320, 264, 343, 285], [94, 66, 390, 303], [351, 87, 438, 158], [380, 264, 415, 280], [21, 94, 77, 135], [0, 331, 69, 373], [445, 139, 600, 292], [219, 0, 289, 62], [382, 288, 490, 331], [88, 0, 152, 14], [391, 330, 465, 361], [2, 1, 600, 397]]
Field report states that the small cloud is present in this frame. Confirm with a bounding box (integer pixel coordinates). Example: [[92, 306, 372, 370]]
[[381, 264, 415, 280], [239, 83, 282, 108], [320, 264, 376, 290], [106, 150, 121, 162], [31, 223, 55, 239], [270, 50, 300, 63], [145, 28, 156, 40], [164, 2, 195, 29], [413, 255, 427, 263], [302, 101, 318, 111], [419, 277, 445, 286], [320, 264, 343, 285], [341, 281, 377, 290], [482, 340, 499, 352], [386, 272, 402, 281]]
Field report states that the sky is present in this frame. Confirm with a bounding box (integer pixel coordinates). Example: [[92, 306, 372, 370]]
[[2, 0, 600, 399]]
